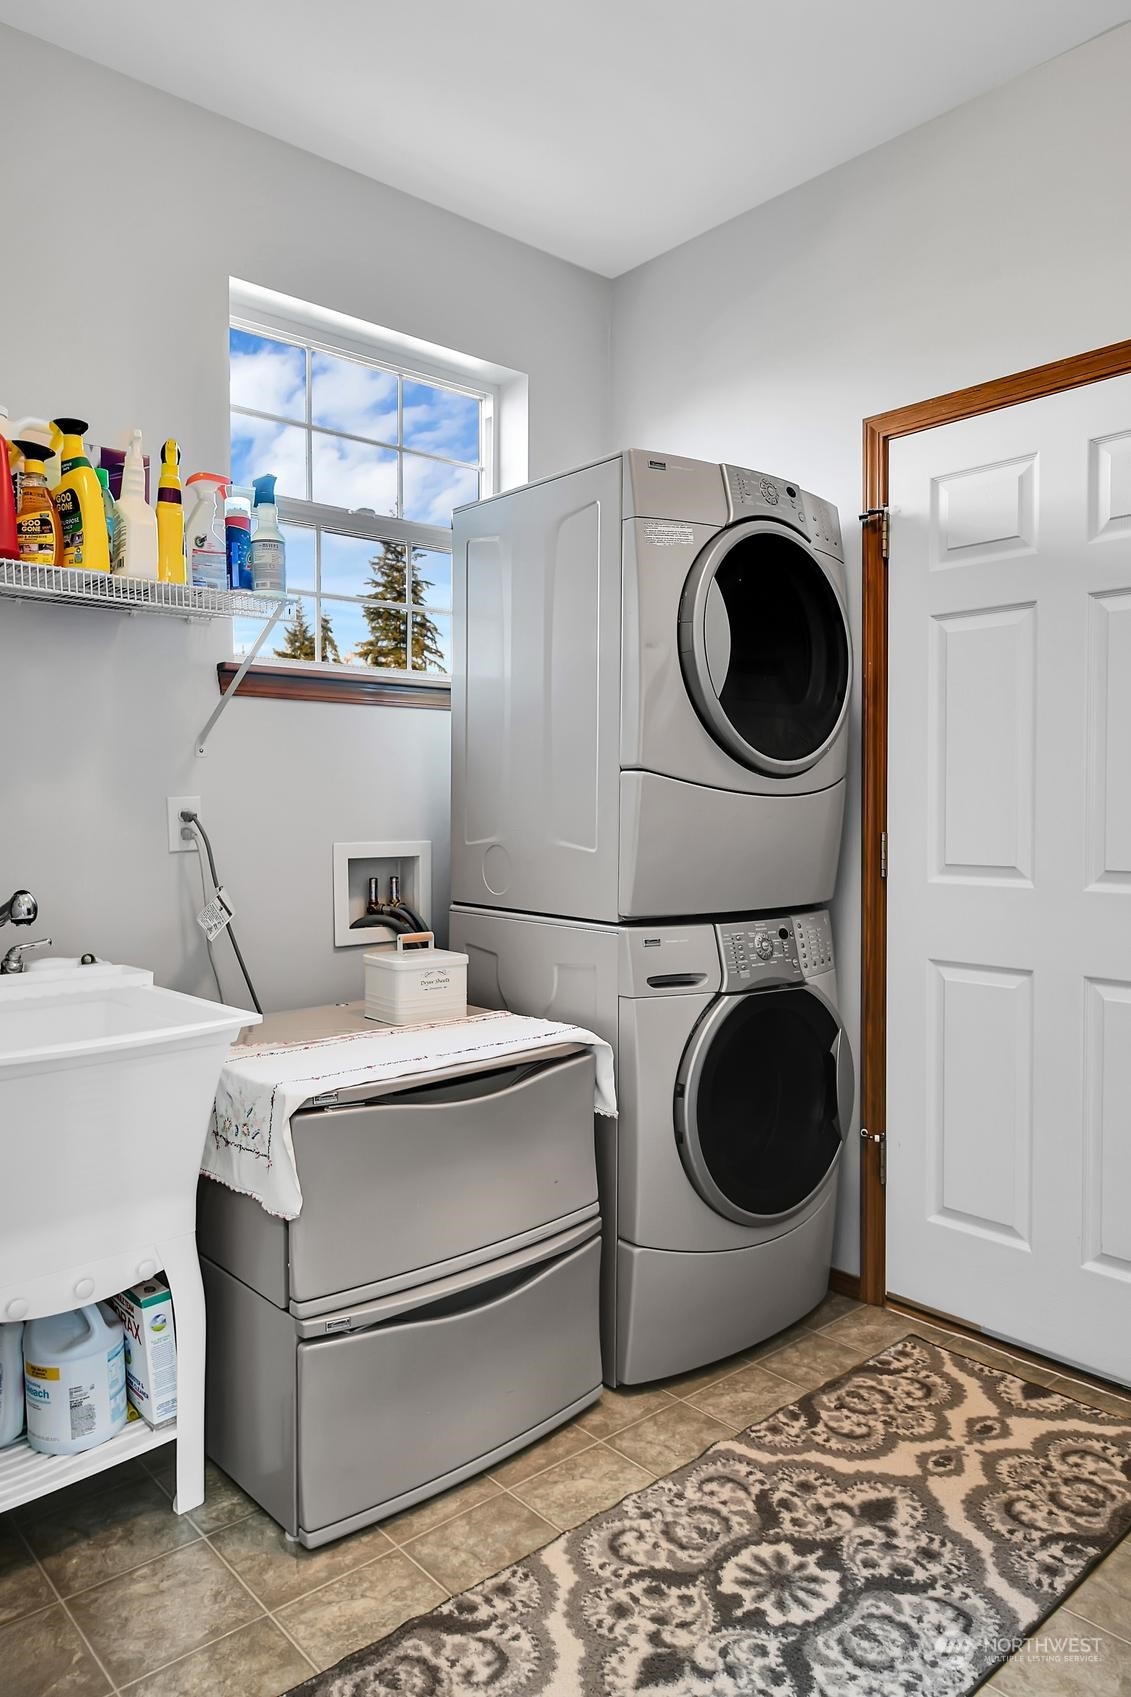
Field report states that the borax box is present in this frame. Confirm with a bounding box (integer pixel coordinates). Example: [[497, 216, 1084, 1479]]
[[111, 1279, 177, 1425]]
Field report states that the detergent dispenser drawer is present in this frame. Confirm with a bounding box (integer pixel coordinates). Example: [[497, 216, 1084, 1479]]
[[295, 1228, 601, 1539], [287, 1049, 597, 1307]]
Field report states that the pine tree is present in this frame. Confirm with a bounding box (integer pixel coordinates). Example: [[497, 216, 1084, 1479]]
[[354, 543, 445, 672], [320, 613, 341, 663], [274, 600, 339, 662], [275, 600, 315, 660]]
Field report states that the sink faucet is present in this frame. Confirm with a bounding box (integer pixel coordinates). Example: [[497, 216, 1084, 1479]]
[[1, 937, 53, 975], [0, 889, 37, 929]]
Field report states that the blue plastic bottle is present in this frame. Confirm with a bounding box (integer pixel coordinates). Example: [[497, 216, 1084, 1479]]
[[225, 486, 253, 590]]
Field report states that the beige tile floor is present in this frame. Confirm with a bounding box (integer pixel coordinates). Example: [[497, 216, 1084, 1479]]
[[1, 1296, 1128, 1696]]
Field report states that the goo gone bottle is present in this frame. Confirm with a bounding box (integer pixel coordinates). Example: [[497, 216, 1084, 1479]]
[[23, 1304, 128, 1455], [52, 418, 111, 573], [13, 440, 63, 567]]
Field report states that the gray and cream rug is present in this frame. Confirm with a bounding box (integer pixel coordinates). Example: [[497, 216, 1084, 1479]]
[[288, 1336, 1131, 1695]]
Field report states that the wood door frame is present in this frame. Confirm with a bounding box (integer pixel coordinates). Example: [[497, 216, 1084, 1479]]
[[858, 336, 1131, 1305]]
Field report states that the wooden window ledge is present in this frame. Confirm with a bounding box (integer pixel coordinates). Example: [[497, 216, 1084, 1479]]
[[216, 662, 452, 709]]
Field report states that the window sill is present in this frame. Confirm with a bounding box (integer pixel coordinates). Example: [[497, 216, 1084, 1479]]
[[216, 662, 452, 709]]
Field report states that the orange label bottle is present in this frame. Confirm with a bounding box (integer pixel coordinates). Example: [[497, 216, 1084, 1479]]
[[13, 440, 62, 567]]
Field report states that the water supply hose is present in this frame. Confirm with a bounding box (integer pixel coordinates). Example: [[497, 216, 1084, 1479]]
[[179, 810, 264, 1015], [389, 900, 429, 935]]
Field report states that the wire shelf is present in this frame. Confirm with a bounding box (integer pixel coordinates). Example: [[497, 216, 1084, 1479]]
[[0, 556, 288, 620]]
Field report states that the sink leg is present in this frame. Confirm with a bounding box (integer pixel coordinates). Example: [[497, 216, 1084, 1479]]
[[160, 1233, 206, 1515]]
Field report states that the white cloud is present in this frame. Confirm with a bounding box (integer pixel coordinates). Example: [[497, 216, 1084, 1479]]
[[312, 352, 397, 442], [312, 434, 397, 513], [230, 413, 307, 499], [229, 340, 305, 419], [402, 453, 477, 526]]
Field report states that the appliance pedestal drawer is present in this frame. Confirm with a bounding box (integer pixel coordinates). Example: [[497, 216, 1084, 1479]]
[[202, 1222, 601, 1547], [197, 1049, 598, 1314]]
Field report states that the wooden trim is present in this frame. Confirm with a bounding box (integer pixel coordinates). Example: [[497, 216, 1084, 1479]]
[[859, 337, 1131, 1308], [827, 1267, 862, 1301], [216, 662, 452, 710]]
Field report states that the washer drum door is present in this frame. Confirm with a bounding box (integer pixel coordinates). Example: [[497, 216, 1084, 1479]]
[[675, 984, 854, 1226], [678, 520, 852, 776]]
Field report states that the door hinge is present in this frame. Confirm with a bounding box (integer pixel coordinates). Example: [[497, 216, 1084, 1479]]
[[860, 1125, 887, 1186], [880, 830, 888, 880], [859, 506, 890, 559]]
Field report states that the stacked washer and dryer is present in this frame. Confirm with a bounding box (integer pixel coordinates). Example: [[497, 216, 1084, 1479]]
[[449, 451, 854, 1385]]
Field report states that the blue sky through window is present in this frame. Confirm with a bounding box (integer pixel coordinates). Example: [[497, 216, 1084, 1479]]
[[230, 324, 475, 672], [228, 328, 482, 525]]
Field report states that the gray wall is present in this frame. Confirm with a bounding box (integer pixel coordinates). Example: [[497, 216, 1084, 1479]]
[[610, 23, 1131, 1272], [0, 28, 612, 1010], [5, 21, 1129, 1273]]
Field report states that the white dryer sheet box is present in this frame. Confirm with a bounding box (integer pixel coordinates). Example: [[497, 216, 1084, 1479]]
[[110, 1279, 177, 1426], [364, 942, 467, 1025]]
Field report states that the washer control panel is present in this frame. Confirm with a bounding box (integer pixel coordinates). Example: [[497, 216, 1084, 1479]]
[[717, 910, 834, 990], [722, 464, 843, 559], [793, 911, 835, 978]]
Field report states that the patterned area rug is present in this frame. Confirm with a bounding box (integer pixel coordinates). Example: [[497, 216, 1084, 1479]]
[[288, 1336, 1131, 1695]]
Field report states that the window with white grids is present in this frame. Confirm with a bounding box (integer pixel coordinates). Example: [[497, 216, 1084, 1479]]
[[229, 315, 492, 677]]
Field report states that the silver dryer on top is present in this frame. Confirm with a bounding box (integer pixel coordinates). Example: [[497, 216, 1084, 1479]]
[[451, 450, 851, 922]]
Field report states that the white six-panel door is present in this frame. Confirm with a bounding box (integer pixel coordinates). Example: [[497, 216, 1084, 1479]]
[[886, 373, 1131, 1386]]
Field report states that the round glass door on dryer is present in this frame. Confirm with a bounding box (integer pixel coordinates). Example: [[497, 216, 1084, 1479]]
[[678, 518, 852, 778], [675, 918, 853, 1229]]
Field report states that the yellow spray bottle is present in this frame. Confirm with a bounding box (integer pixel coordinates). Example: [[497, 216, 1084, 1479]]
[[52, 418, 111, 573], [156, 438, 186, 585]]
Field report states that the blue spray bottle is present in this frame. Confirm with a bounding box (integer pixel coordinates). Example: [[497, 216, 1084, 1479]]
[[250, 474, 286, 594]]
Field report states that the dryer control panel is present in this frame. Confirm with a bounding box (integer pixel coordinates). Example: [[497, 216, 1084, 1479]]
[[722, 464, 843, 559], [716, 910, 834, 990]]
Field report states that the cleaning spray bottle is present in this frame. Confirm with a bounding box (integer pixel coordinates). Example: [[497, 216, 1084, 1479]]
[[185, 472, 229, 591], [156, 439, 186, 585], [250, 473, 286, 594], [0, 409, 19, 559], [112, 430, 158, 579], [13, 440, 62, 567], [52, 418, 110, 573], [225, 485, 253, 590], [95, 467, 116, 559]]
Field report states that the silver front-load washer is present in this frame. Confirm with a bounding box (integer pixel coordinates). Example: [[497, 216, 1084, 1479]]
[[451, 903, 854, 1385], [451, 451, 851, 923]]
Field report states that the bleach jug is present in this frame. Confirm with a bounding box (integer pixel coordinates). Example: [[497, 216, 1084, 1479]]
[[24, 1304, 127, 1455], [0, 1322, 24, 1446]]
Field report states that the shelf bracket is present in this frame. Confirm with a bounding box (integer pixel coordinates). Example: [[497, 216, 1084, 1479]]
[[195, 597, 289, 756]]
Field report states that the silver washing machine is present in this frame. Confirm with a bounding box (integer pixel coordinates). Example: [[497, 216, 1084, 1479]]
[[451, 450, 851, 923], [451, 903, 854, 1385]]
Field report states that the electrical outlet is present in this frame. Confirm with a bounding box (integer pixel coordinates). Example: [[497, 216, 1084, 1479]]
[[168, 795, 201, 853]]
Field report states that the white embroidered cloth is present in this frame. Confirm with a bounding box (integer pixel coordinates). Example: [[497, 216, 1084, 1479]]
[[202, 1009, 616, 1220]]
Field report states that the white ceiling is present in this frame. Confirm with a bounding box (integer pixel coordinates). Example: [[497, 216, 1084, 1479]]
[[5, 0, 1128, 275]]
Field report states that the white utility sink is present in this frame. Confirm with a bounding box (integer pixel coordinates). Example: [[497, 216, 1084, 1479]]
[[0, 963, 257, 1072], [0, 963, 259, 1298], [0, 962, 260, 1519]]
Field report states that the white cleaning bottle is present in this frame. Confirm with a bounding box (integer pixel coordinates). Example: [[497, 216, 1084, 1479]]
[[250, 473, 286, 593], [111, 430, 159, 580], [184, 472, 230, 591], [0, 1322, 24, 1446], [24, 1304, 127, 1455]]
